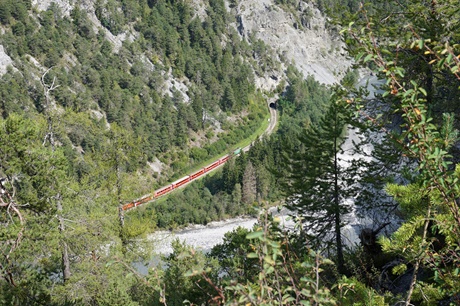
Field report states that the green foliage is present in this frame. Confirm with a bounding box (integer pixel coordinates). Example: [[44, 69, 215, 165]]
[[218, 71, 332, 207], [0, 0, 311, 303], [0, 115, 59, 297], [0, 114, 64, 212], [0, 114, 141, 304], [209, 226, 259, 283], [281, 67, 331, 126], [4, 0, 460, 304], [336, 276, 389, 305], [221, 214, 337, 305], [0, 0, 262, 182], [151, 214, 339, 306], [277, 88, 355, 273], [342, 0, 460, 302], [149, 239, 220, 306], [122, 213, 154, 239]]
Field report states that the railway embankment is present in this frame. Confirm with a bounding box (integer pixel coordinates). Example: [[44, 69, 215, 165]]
[[122, 99, 278, 211]]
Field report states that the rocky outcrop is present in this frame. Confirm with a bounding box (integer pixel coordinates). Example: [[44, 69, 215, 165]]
[[32, 0, 74, 16], [28, 0, 350, 91], [0, 45, 14, 76], [32, 0, 137, 53], [233, 0, 350, 85]]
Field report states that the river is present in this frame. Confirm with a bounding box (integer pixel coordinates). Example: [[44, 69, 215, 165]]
[[144, 74, 391, 264], [147, 207, 294, 255], [147, 125, 372, 258]]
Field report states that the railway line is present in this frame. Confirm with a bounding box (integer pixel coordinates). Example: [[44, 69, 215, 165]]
[[122, 101, 277, 211]]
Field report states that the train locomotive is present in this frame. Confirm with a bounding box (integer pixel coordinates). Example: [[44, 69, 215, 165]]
[[121, 148, 242, 211]]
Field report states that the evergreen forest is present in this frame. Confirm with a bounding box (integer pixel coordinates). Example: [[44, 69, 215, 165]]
[[1, 0, 460, 305]]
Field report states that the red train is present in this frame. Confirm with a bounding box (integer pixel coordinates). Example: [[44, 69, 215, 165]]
[[121, 148, 241, 211]]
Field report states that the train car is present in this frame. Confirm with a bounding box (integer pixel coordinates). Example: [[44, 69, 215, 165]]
[[190, 168, 205, 180], [122, 202, 135, 211], [154, 185, 173, 197], [123, 147, 244, 211], [136, 195, 153, 206], [204, 160, 220, 172], [219, 155, 230, 164], [171, 175, 190, 189]]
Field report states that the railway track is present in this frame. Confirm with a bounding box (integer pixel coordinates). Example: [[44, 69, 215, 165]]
[[122, 101, 278, 211]]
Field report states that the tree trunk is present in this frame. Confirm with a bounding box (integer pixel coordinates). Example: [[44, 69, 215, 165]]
[[116, 154, 127, 248], [334, 122, 344, 274], [41, 69, 71, 282], [242, 161, 257, 205], [405, 206, 431, 306], [119, 204, 125, 228], [56, 194, 71, 282]]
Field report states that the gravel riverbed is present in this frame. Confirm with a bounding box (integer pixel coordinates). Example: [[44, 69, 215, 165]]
[[148, 208, 294, 255]]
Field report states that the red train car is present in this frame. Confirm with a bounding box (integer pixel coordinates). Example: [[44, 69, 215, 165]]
[[190, 168, 205, 180], [219, 155, 230, 164], [136, 195, 153, 206], [122, 202, 135, 211], [204, 160, 220, 172], [171, 175, 190, 189], [154, 185, 173, 197], [123, 149, 241, 211]]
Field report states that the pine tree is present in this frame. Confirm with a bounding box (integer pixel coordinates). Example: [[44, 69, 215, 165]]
[[41, 69, 72, 282], [242, 161, 257, 205], [0, 114, 69, 299], [279, 90, 353, 273], [221, 82, 236, 111]]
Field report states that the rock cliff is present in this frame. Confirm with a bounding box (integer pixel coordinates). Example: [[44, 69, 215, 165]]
[[231, 0, 350, 87], [0, 45, 14, 76], [23, 0, 349, 91]]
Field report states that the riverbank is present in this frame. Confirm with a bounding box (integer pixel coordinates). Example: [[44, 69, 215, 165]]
[[147, 206, 294, 255]]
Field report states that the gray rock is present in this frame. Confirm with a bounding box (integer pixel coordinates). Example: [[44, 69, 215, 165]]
[[233, 0, 350, 85], [0, 45, 14, 76]]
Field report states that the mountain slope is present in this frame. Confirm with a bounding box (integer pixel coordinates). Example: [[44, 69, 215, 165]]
[[0, 0, 349, 182]]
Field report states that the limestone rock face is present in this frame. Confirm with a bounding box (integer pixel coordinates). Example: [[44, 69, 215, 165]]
[[25, 0, 350, 90], [31, 0, 74, 16], [32, 0, 137, 53], [234, 0, 350, 85], [0, 45, 14, 76]]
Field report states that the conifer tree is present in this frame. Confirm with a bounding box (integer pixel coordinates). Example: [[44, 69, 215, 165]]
[[41, 68, 72, 282], [279, 89, 353, 273], [242, 161, 257, 205], [0, 114, 69, 300]]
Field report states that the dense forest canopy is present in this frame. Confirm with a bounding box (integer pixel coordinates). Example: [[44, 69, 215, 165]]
[[0, 0, 267, 181], [1, 0, 460, 305]]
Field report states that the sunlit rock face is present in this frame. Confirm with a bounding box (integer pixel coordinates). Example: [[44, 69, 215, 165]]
[[232, 0, 350, 86], [0, 45, 14, 76]]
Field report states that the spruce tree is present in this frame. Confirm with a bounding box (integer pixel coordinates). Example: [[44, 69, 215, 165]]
[[242, 161, 257, 205], [279, 89, 354, 273]]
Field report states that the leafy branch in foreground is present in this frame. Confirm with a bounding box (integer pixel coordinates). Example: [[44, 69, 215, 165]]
[[226, 214, 335, 305], [342, 1, 460, 303], [182, 211, 336, 306], [159, 211, 394, 306]]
